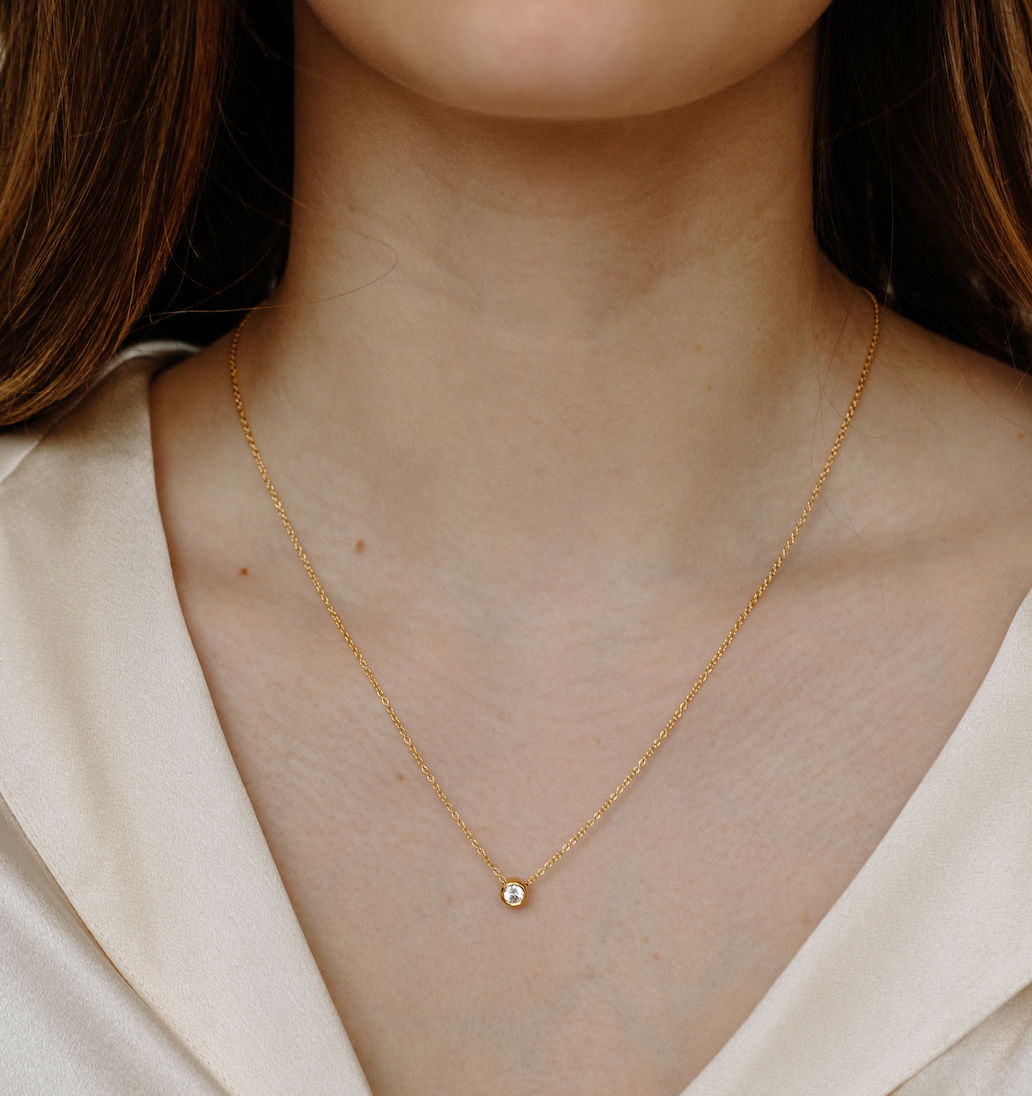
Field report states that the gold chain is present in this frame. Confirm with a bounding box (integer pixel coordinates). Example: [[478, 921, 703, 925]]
[[229, 290, 880, 906]]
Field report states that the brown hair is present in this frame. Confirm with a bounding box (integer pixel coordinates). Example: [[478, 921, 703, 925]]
[[0, 0, 227, 424], [2, 0, 1032, 425], [815, 0, 1032, 364]]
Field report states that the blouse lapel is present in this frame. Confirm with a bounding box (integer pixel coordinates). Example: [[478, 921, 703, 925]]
[[687, 587, 1032, 1096], [0, 359, 371, 1096]]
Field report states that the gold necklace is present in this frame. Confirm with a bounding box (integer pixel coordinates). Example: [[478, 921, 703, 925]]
[[229, 290, 880, 909]]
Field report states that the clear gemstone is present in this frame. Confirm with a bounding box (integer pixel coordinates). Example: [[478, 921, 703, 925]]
[[501, 881, 527, 907]]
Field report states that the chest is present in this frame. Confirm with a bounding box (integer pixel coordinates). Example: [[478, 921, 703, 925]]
[[174, 544, 1029, 1096]]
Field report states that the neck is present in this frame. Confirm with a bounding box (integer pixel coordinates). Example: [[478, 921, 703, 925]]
[[241, 9, 870, 596]]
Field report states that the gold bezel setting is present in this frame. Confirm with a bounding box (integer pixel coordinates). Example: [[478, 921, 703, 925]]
[[500, 879, 528, 907]]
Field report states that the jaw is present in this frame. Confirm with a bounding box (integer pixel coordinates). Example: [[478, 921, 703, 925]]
[[301, 0, 831, 121]]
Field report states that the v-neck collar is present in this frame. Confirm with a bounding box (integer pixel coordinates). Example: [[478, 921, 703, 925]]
[[0, 355, 370, 1096], [1, 355, 1032, 1096], [685, 581, 1032, 1094]]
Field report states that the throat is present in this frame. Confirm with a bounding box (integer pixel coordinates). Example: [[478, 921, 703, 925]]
[[232, 267, 875, 612]]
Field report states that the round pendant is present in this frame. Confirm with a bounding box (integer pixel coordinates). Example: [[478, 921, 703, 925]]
[[500, 879, 528, 907]]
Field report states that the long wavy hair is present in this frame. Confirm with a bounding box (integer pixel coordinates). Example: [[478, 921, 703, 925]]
[[1, 0, 1031, 424]]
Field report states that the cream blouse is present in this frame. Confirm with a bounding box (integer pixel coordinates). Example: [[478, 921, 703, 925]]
[[3, 348, 1032, 1096]]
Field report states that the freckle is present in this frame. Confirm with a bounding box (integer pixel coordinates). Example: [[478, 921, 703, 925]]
[[239, 567, 248, 576], [355, 539, 365, 553], [801, 911, 812, 927], [612, 467, 624, 480], [1019, 432, 1026, 440], [584, 966, 594, 981], [652, 952, 661, 961], [396, 773, 405, 782], [347, 203, 355, 212], [694, 344, 702, 353]]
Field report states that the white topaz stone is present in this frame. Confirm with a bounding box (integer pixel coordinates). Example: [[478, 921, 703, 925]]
[[501, 881, 527, 907]]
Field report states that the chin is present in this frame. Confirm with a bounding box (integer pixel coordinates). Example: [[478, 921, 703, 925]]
[[305, 0, 831, 122], [413, 52, 709, 122], [416, 0, 693, 120]]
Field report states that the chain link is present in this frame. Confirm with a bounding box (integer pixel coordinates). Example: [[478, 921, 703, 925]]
[[229, 290, 880, 894]]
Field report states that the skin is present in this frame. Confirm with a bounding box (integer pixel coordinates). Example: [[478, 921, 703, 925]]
[[151, 2, 1032, 1094]]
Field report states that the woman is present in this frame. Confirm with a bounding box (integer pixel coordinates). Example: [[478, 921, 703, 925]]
[[4, 0, 1032, 1093]]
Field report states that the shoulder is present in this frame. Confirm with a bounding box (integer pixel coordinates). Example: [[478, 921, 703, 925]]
[[0, 340, 198, 717], [863, 307, 1032, 432], [0, 342, 196, 492], [834, 309, 1032, 567], [866, 310, 1032, 459]]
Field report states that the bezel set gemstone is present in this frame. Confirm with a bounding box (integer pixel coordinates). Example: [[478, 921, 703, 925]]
[[500, 879, 528, 907]]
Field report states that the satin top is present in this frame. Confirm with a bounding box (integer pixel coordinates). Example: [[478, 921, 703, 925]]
[[2, 348, 1032, 1096]]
